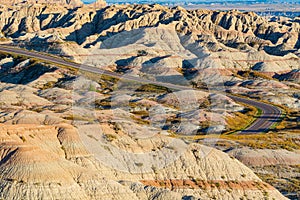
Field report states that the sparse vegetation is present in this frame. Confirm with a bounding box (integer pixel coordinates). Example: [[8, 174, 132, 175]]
[[130, 114, 150, 125], [63, 114, 94, 122], [237, 70, 274, 80], [136, 84, 171, 93], [104, 134, 117, 142], [40, 81, 56, 90], [137, 50, 148, 57], [19, 136, 26, 142], [193, 133, 300, 151], [87, 135, 98, 141], [225, 103, 259, 133], [135, 162, 144, 167], [0, 5, 298, 200]]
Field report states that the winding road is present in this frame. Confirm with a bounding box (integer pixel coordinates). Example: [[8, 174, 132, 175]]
[[229, 95, 282, 134], [0, 45, 282, 134]]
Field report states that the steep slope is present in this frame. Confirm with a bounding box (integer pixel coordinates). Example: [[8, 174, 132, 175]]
[[0, 54, 289, 200], [0, 4, 298, 83], [0, 4, 298, 199], [0, 124, 287, 200]]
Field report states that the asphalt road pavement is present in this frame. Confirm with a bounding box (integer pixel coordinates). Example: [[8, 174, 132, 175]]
[[0, 45, 282, 134], [229, 95, 282, 134]]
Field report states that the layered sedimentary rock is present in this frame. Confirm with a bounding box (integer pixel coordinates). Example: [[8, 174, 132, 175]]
[[0, 124, 287, 200], [0, 4, 298, 81], [0, 55, 289, 200], [0, 4, 298, 199]]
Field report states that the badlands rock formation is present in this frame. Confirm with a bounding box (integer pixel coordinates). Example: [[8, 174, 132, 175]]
[[0, 3, 298, 200], [0, 4, 299, 78], [0, 52, 289, 200], [0, 125, 287, 200]]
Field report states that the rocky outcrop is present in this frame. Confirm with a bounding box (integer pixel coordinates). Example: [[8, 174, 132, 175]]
[[0, 4, 299, 79], [0, 124, 287, 200], [0, 4, 298, 54], [0, 4, 298, 199], [0, 56, 290, 199]]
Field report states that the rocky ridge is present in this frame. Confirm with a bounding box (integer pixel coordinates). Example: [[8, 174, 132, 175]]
[[0, 4, 298, 200], [0, 4, 298, 86], [0, 54, 289, 200]]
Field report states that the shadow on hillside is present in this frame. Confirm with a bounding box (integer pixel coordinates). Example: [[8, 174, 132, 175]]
[[0, 63, 57, 85], [66, 5, 180, 48]]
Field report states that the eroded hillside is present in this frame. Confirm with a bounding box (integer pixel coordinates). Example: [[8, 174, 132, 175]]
[[0, 50, 291, 200], [0, 3, 299, 200]]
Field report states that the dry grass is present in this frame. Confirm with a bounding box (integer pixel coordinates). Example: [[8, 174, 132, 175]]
[[225, 133, 299, 150], [63, 114, 95, 122], [104, 134, 117, 142], [192, 132, 300, 151], [130, 114, 150, 125], [273, 108, 299, 133], [237, 70, 274, 81], [136, 84, 170, 93], [225, 103, 259, 133], [255, 165, 300, 197]]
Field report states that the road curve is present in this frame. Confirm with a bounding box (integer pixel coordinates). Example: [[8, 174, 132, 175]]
[[0, 45, 282, 134], [229, 95, 282, 134]]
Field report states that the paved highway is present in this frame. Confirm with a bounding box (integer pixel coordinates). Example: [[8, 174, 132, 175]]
[[0, 45, 282, 134], [0, 45, 190, 91], [229, 95, 282, 134]]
